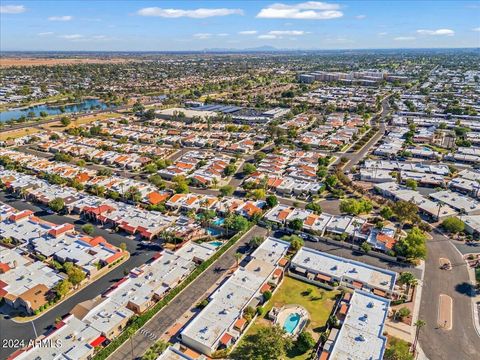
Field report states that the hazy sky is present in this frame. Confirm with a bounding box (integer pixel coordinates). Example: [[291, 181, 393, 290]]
[[1, 1, 479, 51]]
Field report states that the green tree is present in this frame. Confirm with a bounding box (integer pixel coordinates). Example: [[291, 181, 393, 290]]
[[361, 242, 372, 253], [289, 236, 304, 252], [53, 279, 72, 299], [119, 242, 127, 251], [339, 198, 372, 215], [395, 227, 427, 261], [397, 307, 411, 319], [250, 188, 266, 200], [82, 223, 95, 235], [231, 325, 292, 360], [219, 185, 234, 197], [66, 264, 86, 286], [243, 163, 257, 176], [254, 151, 267, 163], [392, 200, 419, 226], [305, 202, 322, 214], [405, 179, 418, 190], [380, 206, 394, 220], [441, 217, 465, 234], [144, 163, 158, 174], [295, 331, 316, 353], [249, 236, 264, 249], [172, 176, 189, 194], [225, 215, 250, 233], [148, 174, 166, 189], [97, 168, 113, 177], [288, 218, 304, 231], [60, 117, 71, 127], [223, 164, 237, 176], [266, 195, 278, 208], [132, 101, 145, 113], [144, 108, 156, 120], [48, 197, 65, 213]]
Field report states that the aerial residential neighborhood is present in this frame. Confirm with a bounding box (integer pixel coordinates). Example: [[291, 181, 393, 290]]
[[0, 1, 479, 360]]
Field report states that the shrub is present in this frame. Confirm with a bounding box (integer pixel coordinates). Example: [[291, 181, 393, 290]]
[[263, 290, 272, 301], [397, 307, 411, 319], [441, 217, 465, 234]]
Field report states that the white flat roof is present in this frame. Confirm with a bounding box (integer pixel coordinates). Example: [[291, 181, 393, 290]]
[[329, 291, 389, 360], [180, 238, 289, 352], [291, 247, 397, 291]]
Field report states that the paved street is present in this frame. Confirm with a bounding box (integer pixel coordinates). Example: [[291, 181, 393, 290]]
[[419, 229, 480, 360], [108, 225, 268, 360], [0, 192, 157, 360]]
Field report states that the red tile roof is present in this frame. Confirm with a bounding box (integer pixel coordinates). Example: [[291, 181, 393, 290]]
[[219, 332, 233, 346]]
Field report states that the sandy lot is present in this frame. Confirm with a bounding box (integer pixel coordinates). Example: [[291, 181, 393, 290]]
[[0, 57, 133, 68]]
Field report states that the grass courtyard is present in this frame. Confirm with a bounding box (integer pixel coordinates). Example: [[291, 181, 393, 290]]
[[238, 276, 339, 360]]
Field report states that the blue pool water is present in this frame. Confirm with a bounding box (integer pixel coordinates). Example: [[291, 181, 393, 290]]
[[283, 313, 301, 334], [206, 228, 222, 236], [208, 241, 223, 248], [212, 218, 225, 226]]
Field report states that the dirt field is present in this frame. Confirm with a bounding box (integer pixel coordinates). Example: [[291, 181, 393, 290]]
[[0, 57, 134, 68]]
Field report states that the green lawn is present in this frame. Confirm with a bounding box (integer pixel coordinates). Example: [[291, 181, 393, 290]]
[[239, 276, 339, 360]]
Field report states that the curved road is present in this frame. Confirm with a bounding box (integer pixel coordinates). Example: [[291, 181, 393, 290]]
[[419, 229, 480, 360]]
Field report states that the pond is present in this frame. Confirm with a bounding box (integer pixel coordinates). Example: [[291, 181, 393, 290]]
[[0, 98, 116, 122]]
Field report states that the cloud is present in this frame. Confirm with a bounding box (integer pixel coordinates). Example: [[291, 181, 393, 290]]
[[59, 34, 84, 40], [48, 15, 73, 21], [137, 7, 243, 18], [239, 30, 258, 35], [0, 4, 26, 14], [258, 34, 277, 39], [257, 30, 309, 39], [394, 36, 416, 41], [257, 2, 343, 20], [472, 27, 480, 32], [377, 32, 388, 36], [217, 33, 229, 37], [416, 28, 454, 36], [269, 30, 307, 36], [193, 33, 212, 39], [355, 14, 366, 19], [37, 32, 54, 36]]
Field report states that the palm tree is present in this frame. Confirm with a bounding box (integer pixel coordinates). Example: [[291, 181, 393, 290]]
[[412, 319, 426, 356], [398, 272, 417, 298], [234, 252, 242, 268]]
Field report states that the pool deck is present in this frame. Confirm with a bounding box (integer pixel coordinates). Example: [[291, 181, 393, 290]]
[[275, 305, 310, 336]]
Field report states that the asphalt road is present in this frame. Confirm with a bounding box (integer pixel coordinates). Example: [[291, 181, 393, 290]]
[[340, 97, 389, 172], [107, 225, 268, 360], [0, 192, 158, 360], [419, 229, 480, 360]]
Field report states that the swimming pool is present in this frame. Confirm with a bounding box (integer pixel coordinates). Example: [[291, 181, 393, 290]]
[[208, 241, 223, 248], [283, 313, 301, 334], [212, 218, 225, 226], [206, 227, 222, 236]]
